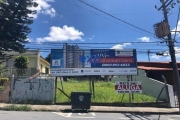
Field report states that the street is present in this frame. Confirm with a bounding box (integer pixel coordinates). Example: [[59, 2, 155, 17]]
[[0, 111, 180, 120]]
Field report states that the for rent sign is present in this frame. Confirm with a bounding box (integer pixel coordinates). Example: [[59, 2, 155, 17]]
[[115, 81, 142, 93]]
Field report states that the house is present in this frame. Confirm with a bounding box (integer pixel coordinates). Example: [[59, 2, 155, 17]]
[[40, 56, 50, 74], [138, 61, 180, 86], [2, 50, 50, 77]]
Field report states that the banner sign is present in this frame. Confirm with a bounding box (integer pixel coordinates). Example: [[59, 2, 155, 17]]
[[50, 49, 137, 76], [115, 81, 142, 93]]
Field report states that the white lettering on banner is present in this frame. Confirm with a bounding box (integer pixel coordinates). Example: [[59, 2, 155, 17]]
[[115, 50, 133, 56], [50, 68, 137, 76], [117, 85, 140, 90], [102, 64, 130, 67], [115, 81, 142, 93]]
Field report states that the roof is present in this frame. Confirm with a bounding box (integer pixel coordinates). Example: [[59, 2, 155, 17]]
[[138, 66, 180, 71], [137, 62, 180, 71]]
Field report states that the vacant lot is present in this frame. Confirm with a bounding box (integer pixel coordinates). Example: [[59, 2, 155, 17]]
[[56, 80, 156, 103]]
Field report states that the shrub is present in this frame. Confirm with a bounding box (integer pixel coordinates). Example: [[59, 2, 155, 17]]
[[14, 56, 29, 69], [0, 77, 9, 85]]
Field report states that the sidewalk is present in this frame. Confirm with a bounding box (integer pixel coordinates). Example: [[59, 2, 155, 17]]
[[0, 103, 179, 114]]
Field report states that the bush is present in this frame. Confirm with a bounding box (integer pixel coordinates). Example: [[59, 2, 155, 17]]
[[0, 78, 9, 85], [14, 56, 29, 69]]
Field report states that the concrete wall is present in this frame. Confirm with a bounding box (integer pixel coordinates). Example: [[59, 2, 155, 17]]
[[11, 77, 54, 103], [112, 69, 169, 101]]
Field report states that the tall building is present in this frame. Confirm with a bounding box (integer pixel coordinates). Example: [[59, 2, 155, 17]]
[[63, 43, 84, 68]]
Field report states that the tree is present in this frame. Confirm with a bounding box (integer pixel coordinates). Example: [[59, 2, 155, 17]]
[[0, 0, 38, 52], [14, 55, 29, 69], [45, 53, 51, 63], [14, 55, 29, 76]]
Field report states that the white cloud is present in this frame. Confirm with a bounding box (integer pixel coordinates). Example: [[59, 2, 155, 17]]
[[37, 25, 84, 42], [89, 35, 94, 40], [172, 20, 180, 36], [175, 47, 180, 58], [138, 37, 150, 42], [150, 47, 180, 60], [111, 43, 131, 49], [28, 0, 56, 19], [26, 37, 33, 42], [151, 54, 162, 59]]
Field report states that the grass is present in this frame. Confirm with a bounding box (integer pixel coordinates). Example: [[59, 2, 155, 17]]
[[3, 105, 31, 111], [0, 86, 3, 90], [56, 80, 156, 103]]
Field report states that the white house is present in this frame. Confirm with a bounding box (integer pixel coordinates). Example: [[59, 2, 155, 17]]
[[2, 50, 50, 77]]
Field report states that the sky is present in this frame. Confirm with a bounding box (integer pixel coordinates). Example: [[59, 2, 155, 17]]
[[26, 0, 180, 62]]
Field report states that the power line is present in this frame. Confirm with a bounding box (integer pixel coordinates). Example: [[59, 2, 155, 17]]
[[78, 0, 155, 35], [63, 0, 157, 36]]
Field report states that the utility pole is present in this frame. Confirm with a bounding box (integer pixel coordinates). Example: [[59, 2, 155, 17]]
[[158, 0, 180, 113], [147, 50, 150, 61]]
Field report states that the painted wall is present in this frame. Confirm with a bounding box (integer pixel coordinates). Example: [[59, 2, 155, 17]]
[[40, 57, 50, 74], [4, 50, 39, 69], [11, 77, 54, 103]]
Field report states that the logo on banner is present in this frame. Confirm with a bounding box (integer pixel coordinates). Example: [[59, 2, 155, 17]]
[[115, 50, 133, 56], [79, 55, 101, 66], [52, 60, 60, 66]]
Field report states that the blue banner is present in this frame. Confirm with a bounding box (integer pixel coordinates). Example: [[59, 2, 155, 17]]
[[51, 49, 64, 68]]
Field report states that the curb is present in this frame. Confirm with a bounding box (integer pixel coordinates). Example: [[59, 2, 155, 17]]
[[0, 104, 179, 114]]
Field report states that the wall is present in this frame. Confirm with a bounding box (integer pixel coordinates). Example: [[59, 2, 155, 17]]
[[40, 57, 50, 74], [0, 81, 10, 103], [11, 77, 54, 103], [112, 69, 169, 101], [4, 50, 39, 68]]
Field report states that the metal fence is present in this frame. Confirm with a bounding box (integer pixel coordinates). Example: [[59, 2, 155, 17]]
[[2, 68, 39, 78]]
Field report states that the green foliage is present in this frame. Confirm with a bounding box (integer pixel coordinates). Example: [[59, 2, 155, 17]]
[[14, 56, 29, 69], [0, 0, 38, 52], [0, 77, 9, 82], [56, 80, 156, 103], [0, 78, 9, 90], [45, 53, 51, 63], [4, 105, 31, 111], [0, 64, 5, 77]]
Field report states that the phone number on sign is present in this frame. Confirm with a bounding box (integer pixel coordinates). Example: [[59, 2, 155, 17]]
[[102, 64, 130, 67]]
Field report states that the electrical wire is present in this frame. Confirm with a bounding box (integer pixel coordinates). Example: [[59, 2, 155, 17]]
[[78, 0, 155, 36]]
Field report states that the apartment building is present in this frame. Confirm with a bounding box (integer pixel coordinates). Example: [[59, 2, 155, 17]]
[[63, 43, 84, 68]]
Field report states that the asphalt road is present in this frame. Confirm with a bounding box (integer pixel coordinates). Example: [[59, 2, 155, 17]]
[[0, 111, 180, 120]]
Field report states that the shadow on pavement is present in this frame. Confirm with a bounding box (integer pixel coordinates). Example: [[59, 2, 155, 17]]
[[60, 109, 88, 113]]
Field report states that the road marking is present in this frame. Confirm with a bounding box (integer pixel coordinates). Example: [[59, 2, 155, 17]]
[[119, 118, 146, 120], [67, 113, 72, 117], [52, 112, 95, 119], [53, 112, 72, 118], [78, 113, 86, 115], [91, 112, 96, 116]]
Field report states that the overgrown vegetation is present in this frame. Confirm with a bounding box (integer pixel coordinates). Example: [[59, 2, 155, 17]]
[[3, 105, 31, 111], [0, 77, 9, 90], [14, 55, 29, 76], [56, 79, 156, 103], [14, 56, 29, 69]]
